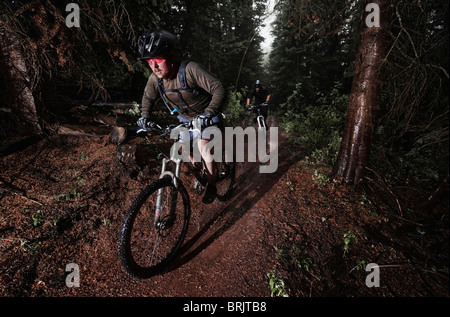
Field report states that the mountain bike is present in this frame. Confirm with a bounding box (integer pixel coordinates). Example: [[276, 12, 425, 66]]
[[247, 102, 268, 129], [118, 120, 236, 279]]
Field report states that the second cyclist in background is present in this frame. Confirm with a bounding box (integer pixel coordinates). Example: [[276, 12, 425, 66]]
[[246, 80, 271, 127]]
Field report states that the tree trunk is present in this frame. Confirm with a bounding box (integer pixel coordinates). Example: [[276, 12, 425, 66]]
[[0, 14, 42, 136], [333, 0, 391, 185]]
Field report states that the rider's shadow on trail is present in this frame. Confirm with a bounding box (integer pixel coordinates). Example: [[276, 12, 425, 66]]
[[172, 135, 293, 270]]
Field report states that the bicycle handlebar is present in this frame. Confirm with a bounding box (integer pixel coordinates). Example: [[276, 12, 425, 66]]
[[137, 121, 162, 134], [137, 121, 190, 135], [247, 102, 268, 110]]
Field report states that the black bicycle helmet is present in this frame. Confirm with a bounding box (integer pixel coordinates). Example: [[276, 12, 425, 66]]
[[137, 29, 177, 60]]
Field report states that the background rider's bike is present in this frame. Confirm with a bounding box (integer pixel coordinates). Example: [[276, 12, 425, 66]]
[[247, 103, 268, 129], [118, 121, 236, 279]]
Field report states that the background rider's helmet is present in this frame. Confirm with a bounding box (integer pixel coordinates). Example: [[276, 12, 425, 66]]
[[255, 80, 262, 90], [138, 29, 177, 60]]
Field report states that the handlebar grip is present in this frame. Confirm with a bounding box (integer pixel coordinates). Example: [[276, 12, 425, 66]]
[[137, 128, 147, 133], [136, 121, 162, 134]]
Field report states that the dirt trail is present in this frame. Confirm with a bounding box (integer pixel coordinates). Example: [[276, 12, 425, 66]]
[[0, 118, 448, 297], [0, 123, 292, 297], [113, 126, 292, 297]]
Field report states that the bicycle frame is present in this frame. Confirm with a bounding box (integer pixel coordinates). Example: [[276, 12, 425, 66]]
[[146, 123, 206, 226], [137, 120, 234, 226], [119, 120, 237, 278]]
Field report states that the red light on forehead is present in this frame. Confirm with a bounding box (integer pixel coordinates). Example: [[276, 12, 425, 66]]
[[146, 57, 165, 65]]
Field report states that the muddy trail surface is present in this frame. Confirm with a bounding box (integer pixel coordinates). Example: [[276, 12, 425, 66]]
[[0, 114, 448, 298]]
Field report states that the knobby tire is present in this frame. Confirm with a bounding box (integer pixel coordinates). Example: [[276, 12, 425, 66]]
[[215, 160, 236, 202], [118, 176, 190, 279]]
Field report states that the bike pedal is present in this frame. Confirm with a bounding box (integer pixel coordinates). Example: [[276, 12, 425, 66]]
[[193, 180, 204, 195]]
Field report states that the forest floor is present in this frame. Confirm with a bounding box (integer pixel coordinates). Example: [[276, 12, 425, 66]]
[[0, 106, 448, 299]]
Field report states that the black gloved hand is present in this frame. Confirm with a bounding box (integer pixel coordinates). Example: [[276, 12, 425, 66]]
[[194, 112, 212, 130], [137, 116, 148, 129]]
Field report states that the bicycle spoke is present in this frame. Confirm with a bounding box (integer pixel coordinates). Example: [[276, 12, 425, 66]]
[[150, 234, 161, 267]]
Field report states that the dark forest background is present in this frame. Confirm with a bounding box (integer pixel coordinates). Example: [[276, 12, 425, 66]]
[[1, 0, 448, 215]]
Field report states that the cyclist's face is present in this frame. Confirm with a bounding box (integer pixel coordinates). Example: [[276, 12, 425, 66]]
[[146, 57, 170, 79]]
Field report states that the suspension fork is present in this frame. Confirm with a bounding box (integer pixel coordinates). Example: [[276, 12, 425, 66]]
[[257, 108, 266, 129], [155, 157, 182, 225]]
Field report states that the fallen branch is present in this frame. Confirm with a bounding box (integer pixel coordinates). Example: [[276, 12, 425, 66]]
[[91, 102, 138, 109], [0, 185, 44, 206], [57, 124, 113, 137]]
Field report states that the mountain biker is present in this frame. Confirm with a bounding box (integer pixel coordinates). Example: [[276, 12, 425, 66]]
[[136, 29, 226, 204], [246, 80, 271, 125]]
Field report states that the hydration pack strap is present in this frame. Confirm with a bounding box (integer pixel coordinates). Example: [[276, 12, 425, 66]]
[[157, 60, 211, 116], [157, 79, 178, 115]]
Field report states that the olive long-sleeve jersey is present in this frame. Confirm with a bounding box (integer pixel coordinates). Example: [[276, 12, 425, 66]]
[[141, 61, 226, 120]]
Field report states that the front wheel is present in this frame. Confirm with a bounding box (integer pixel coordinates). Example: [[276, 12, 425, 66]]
[[118, 176, 190, 279]]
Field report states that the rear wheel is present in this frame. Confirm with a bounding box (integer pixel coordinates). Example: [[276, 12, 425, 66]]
[[215, 160, 236, 202], [118, 176, 190, 279]]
